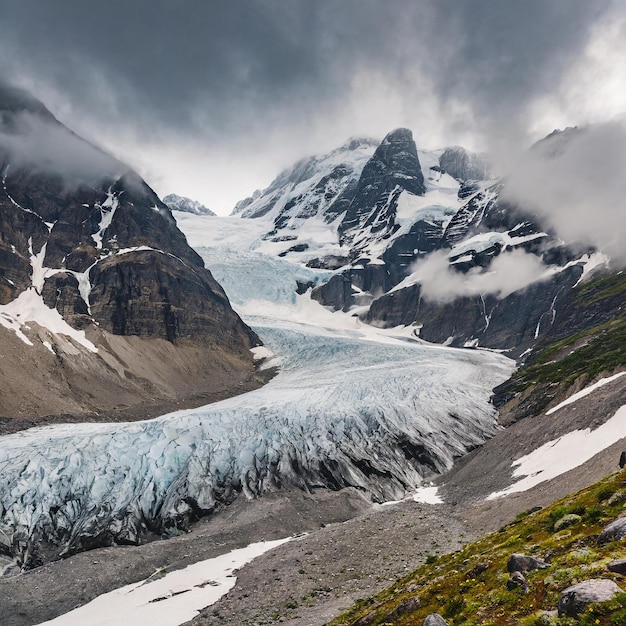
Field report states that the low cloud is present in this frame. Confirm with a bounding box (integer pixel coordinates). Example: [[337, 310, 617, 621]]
[[0, 111, 126, 183], [412, 249, 553, 304], [502, 121, 626, 262]]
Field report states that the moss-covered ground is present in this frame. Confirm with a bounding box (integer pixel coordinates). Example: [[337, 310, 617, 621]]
[[331, 471, 626, 625]]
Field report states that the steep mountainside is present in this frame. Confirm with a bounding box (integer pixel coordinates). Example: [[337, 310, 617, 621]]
[[233, 127, 602, 355], [0, 85, 260, 428]]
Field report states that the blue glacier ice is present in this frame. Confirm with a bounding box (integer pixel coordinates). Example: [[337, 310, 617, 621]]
[[0, 214, 514, 569]]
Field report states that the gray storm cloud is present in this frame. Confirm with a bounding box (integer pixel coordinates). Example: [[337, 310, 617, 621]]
[[412, 249, 557, 304], [0, 1, 623, 211]]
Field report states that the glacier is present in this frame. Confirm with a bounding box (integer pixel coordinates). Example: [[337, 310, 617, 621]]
[[0, 214, 515, 570]]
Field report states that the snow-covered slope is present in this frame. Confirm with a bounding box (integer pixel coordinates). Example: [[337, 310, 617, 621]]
[[0, 214, 514, 569]]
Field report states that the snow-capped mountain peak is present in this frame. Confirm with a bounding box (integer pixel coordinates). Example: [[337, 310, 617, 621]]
[[163, 193, 215, 216]]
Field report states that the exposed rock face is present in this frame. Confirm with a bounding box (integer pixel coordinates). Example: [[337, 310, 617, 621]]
[[423, 614, 449, 626], [439, 146, 490, 182], [163, 193, 215, 216], [337, 128, 426, 252], [558, 579, 622, 617], [367, 266, 582, 355], [0, 85, 259, 423]]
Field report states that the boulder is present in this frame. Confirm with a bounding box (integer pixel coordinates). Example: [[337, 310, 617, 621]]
[[558, 579, 622, 617], [507, 554, 549, 574], [553, 514, 582, 532], [423, 614, 448, 626], [384, 597, 420, 620], [597, 517, 626, 545], [607, 559, 626, 575], [507, 570, 529, 593]]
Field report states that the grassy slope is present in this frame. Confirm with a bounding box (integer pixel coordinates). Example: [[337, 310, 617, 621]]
[[331, 471, 626, 625], [494, 271, 626, 420]]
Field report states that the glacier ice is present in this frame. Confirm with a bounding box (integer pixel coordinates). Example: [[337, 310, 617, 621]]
[[0, 314, 513, 567], [0, 214, 515, 569]]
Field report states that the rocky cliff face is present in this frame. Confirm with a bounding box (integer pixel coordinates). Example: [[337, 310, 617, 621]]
[[0, 85, 260, 426]]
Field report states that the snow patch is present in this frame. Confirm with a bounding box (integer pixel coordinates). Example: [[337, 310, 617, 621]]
[[34, 539, 290, 626], [545, 372, 626, 415], [413, 486, 444, 504], [487, 404, 626, 500]]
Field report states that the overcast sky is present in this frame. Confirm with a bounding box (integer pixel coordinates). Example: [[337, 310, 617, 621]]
[[1, 0, 624, 214]]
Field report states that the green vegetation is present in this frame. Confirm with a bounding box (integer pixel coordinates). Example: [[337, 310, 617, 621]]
[[504, 271, 626, 400], [331, 470, 626, 625], [511, 316, 626, 392]]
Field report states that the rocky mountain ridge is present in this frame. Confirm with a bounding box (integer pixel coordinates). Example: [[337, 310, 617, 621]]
[[0, 85, 260, 427], [232, 126, 606, 357], [163, 193, 216, 216]]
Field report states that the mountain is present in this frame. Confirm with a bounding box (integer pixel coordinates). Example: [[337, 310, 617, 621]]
[[0, 85, 260, 429], [232, 127, 606, 356], [163, 193, 216, 216]]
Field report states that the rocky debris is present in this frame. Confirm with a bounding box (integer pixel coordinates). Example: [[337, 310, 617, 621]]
[[598, 517, 626, 545], [607, 558, 626, 574], [507, 570, 529, 593], [423, 613, 449, 626], [557, 578, 622, 617], [507, 554, 550, 574], [163, 193, 215, 216], [553, 513, 582, 532]]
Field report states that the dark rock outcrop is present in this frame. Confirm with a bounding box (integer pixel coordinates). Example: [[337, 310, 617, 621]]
[[558, 579, 621, 617], [337, 128, 426, 252], [367, 266, 582, 355], [0, 84, 256, 351], [507, 553, 549, 574], [597, 517, 626, 545]]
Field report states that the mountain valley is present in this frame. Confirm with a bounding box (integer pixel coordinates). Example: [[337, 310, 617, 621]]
[[0, 88, 625, 626]]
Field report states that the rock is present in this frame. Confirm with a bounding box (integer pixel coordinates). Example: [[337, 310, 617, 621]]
[[337, 128, 426, 252], [620, 450, 626, 469], [607, 491, 626, 506], [553, 514, 582, 532], [384, 596, 420, 620], [423, 614, 448, 626], [558, 578, 622, 617], [598, 517, 626, 545], [507, 554, 550, 574], [507, 570, 529, 593], [607, 559, 626, 574]]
